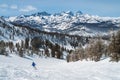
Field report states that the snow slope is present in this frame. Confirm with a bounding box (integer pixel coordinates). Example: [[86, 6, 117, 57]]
[[0, 55, 120, 80]]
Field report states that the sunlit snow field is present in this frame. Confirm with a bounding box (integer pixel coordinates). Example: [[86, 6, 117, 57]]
[[0, 54, 120, 80]]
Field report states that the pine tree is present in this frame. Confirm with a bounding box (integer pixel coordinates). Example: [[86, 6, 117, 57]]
[[94, 38, 106, 61], [0, 41, 6, 55], [45, 48, 50, 57], [66, 54, 70, 62], [85, 38, 105, 61], [54, 43, 62, 59], [108, 31, 120, 62], [19, 47, 24, 57], [76, 47, 84, 61], [9, 42, 14, 53], [16, 43, 20, 52], [25, 38, 29, 49]]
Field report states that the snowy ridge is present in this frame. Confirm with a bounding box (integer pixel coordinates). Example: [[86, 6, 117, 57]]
[[0, 55, 120, 80], [6, 11, 120, 37], [0, 17, 28, 42]]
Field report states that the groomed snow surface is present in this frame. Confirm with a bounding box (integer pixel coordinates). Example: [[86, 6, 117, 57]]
[[0, 54, 120, 80]]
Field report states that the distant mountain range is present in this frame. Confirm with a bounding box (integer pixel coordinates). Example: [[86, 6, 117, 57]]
[[6, 11, 120, 37]]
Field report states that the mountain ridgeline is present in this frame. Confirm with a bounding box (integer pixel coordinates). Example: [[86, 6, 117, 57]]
[[7, 11, 120, 36]]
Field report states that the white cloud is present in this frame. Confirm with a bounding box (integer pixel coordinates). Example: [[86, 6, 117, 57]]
[[0, 4, 8, 8], [19, 5, 37, 12], [10, 5, 18, 9]]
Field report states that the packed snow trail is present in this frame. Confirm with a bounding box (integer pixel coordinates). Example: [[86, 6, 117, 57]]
[[0, 55, 120, 80]]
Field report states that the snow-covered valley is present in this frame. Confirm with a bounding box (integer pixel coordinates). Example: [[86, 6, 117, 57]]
[[0, 55, 120, 80]]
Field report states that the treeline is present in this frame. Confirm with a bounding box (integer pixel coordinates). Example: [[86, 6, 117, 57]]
[[0, 41, 13, 56], [67, 30, 120, 62], [0, 37, 65, 58]]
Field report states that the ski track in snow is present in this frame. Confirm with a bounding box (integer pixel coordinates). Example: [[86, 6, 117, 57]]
[[0, 55, 120, 80]]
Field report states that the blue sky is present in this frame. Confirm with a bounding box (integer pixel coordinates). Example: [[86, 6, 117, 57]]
[[0, 0, 120, 17]]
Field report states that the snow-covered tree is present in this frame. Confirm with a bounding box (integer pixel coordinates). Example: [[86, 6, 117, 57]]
[[108, 31, 120, 62]]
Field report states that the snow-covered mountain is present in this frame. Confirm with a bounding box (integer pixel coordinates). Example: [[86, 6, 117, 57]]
[[0, 17, 31, 42], [6, 11, 120, 36], [0, 16, 88, 53]]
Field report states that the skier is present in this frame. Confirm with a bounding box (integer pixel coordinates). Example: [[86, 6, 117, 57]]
[[32, 61, 37, 70]]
